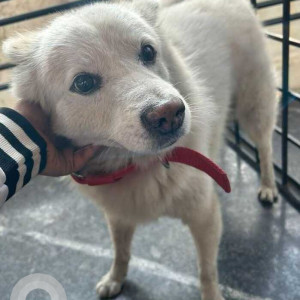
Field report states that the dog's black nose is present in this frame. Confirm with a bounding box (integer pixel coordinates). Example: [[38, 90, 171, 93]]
[[141, 98, 185, 135]]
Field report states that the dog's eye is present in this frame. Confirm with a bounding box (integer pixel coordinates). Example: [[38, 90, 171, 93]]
[[70, 73, 101, 95], [140, 45, 156, 65]]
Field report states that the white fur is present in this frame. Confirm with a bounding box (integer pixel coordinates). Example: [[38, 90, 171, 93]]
[[3, 0, 278, 299]]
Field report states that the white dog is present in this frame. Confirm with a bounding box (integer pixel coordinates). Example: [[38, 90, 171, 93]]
[[3, 0, 278, 299]]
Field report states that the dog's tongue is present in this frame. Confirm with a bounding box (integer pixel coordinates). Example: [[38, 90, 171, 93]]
[[72, 146, 231, 193], [165, 147, 231, 193]]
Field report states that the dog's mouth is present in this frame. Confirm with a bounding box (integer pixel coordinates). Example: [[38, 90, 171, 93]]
[[54, 124, 185, 178], [55, 126, 184, 155], [153, 128, 185, 150], [93, 124, 185, 156], [127, 130, 184, 156]]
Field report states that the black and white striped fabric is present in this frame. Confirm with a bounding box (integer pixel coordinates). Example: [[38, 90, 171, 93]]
[[0, 108, 47, 207]]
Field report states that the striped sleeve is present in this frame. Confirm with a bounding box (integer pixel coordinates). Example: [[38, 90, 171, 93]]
[[0, 108, 47, 207]]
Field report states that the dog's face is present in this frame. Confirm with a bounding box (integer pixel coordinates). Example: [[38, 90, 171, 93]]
[[3, 0, 191, 155]]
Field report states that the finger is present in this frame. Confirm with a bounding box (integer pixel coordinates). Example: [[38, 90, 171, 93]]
[[72, 145, 99, 173]]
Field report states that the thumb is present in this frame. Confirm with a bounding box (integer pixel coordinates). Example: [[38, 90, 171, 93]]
[[72, 145, 99, 173]]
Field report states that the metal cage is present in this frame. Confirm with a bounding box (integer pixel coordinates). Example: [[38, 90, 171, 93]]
[[0, 0, 299, 210]]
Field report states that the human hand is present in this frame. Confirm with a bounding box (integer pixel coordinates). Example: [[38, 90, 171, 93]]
[[15, 100, 98, 176]]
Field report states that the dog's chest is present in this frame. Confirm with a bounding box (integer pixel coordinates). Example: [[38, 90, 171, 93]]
[[77, 162, 211, 223]]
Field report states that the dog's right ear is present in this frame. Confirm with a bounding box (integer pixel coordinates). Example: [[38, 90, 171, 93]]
[[2, 32, 39, 65]]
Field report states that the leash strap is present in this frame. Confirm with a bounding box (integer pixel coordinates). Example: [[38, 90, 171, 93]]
[[166, 147, 231, 193]]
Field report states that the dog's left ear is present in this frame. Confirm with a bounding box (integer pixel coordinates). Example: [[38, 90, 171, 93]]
[[133, 0, 160, 26]]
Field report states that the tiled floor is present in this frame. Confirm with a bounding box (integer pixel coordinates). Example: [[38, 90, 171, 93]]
[[0, 147, 299, 300]]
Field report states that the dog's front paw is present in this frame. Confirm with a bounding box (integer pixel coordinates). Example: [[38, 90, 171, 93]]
[[202, 293, 224, 300], [96, 274, 123, 299], [201, 285, 224, 300], [258, 185, 278, 206]]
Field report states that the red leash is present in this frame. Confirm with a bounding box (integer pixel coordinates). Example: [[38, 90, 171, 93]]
[[72, 147, 231, 193]]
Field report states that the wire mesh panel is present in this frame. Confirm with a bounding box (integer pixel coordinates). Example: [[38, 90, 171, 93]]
[[0, 0, 299, 209]]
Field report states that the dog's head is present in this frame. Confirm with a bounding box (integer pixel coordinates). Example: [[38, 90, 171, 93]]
[[3, 0, 191, 155]]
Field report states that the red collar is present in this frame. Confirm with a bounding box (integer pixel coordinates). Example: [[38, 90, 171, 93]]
[[71, 147, 231, 193]]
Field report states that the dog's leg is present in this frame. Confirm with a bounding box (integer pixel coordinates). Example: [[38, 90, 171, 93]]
[[233, 28, 279, 205], [186, 195, 224, 300], [238, 125, 278, 205], [237, 85, 278, 205], [96, 216, 135, 298], [255, 136, 278, 204]]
